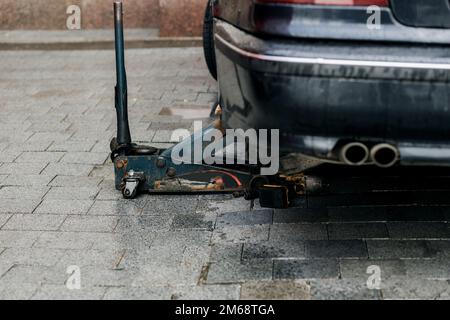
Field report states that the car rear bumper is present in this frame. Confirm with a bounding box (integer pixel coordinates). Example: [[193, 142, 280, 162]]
[[214, 2, 450, 45], [215, 20, 450, 166]]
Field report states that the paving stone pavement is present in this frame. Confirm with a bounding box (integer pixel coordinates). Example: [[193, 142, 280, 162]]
[[0, 48, 449, 300]]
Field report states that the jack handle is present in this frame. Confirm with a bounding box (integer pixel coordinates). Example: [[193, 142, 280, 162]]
[[114, 1, 132, 147]]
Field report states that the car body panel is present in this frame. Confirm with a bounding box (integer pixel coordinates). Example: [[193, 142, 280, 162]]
[[214, 1, 450, 44], [212, 1, 450, 166]]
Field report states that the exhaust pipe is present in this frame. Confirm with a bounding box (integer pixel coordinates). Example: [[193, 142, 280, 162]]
[[370, 143, 399, 168], [339, 142, 370, 166]]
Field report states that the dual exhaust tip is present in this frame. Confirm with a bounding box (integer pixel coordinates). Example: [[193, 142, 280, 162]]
[[339, 142, 399, 168]]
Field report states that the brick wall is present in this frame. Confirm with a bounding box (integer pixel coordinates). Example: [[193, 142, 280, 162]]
[[159, 0, 205, 37], [0, 0, 205, 36]]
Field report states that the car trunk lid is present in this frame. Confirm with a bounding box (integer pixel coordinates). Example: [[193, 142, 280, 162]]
[[391, 0, 450, 28]]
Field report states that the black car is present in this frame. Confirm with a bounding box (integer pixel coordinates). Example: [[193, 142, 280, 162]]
[[203, 0, 450, 170]]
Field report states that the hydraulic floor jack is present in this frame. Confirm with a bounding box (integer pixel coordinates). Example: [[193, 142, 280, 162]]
[[110, 2, 320, 208]]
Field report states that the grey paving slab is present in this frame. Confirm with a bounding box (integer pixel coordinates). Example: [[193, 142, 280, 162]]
[[196, 93, 217, 105], [41, 163, 94, 177], [88, 200, 143, 216], [306, 240, 368, 259], [131, 129, 157, 145], [240, 280, 310, 300], [2, 214, 66, 231], [0, 265, 67, 286], [171, 212, 215, 231], [8, 141, 53, 152], [149, 121, 193, 130], [27, 132, 73, 144], [367, 240, 436, 259], [66, 117, 112, 131], [0, 143, 8, 152], [273, 259, 340, 280], [116, 215, 173, 232], [27, 122, 71, 133], [212, 225, 270, 244], [48, 140, 96, 153], [181, 244, 212, 269], [32, 285, 107, 300], [0, 199, 41, 214], [0, 261, 12, 279], [35, 200, 94, 215], [0, 162, 48, 175], [387, 222, 450, 239], [118, 245, 186, 269], [33, 231, 99, 250], [327, 207, 388, 222], [427, 240, 450, 258], [26, 113, 67, 124], [386, 206, 450, 222], [56, 249, 124, 269], [2, 174, 54, 187], [273, 208, 328, 224], [60, 152, 109, 165], [103, 287, 172, 300], [206, 260, 273, 284], [93, 181, 129, 201], [91, 140, 114, 153], [327, 223, 389, 240], [0, 230, 42, 248], [198, 197, 255, 215], [0, 283, 39, 300], [152, 130, 178, 143], [216, 210, 273, 227], [14, 151, 64, 163], [0, 149, 23, 163], [111, 266, 201, 287], [0, 132, 33, 144], [209, 243, 243, 263], [0, 48, 449, 300], [309, 279, 382, 300], [340, 259, 407, 280], [49, 176, 103, 188], [162, 92, 198, 103], [0, 186, 49, 200], [269, 224, 328, 241], [89, 232, 144, 251], [44, 187, 99, 200], [172, 285, 241, 300], [89, 167, 115, 180], [0, 248, 64, 267], [242, 240, 307, 261], [381, 277, 450, 300], [149, 229, 212, 247], [0, 214, 12, 228], [445, 210, 450, 221], [0, 174, 7, 185], [142, 195, 199, 216], [403, 259, 450, 279], [60, 216, 119, 233], [70, 130, 114, 141]]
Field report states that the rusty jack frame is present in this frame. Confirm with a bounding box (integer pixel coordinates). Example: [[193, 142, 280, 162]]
[[110, 1, 319, 208]]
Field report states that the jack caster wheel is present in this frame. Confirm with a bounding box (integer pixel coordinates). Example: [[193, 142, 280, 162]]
[[122, 180, 139, 199]]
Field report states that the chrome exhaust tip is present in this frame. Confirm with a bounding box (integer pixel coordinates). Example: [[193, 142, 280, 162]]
[[339, 142, 370, 166], [370, 143, 399, 168]]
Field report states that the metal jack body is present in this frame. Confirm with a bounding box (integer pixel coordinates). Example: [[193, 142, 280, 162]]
[[110, 1, 319, 208]]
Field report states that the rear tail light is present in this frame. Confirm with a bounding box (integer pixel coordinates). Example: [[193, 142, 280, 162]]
[[256, 0, 389, 6]]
